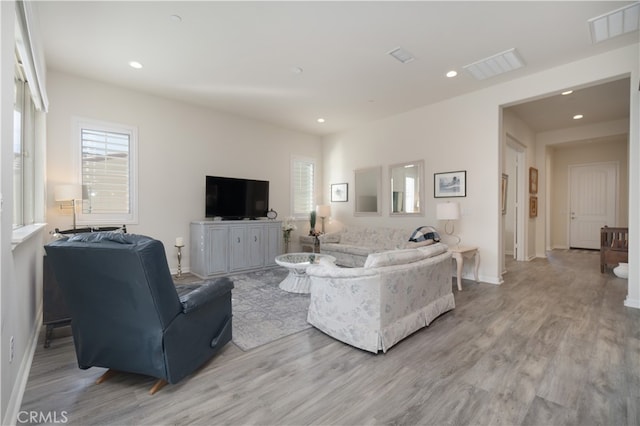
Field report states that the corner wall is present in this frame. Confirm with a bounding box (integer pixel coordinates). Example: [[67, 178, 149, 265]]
[[45, 71, 323, 268], [322, 44, 639, 290]]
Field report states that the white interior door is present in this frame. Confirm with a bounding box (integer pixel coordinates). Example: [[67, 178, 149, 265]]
[[569, 162, 617, 249]]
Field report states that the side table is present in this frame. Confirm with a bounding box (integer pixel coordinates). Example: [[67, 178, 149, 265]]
[[449, 246, 480, 291], [299, 235, 320, 253]]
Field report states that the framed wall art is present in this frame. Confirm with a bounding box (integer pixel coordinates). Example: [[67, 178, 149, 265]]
[[331, 183, 348, 202], [529, 167, 538, 194], [434, 170, 466, 198], [529, 195, 538, 218]]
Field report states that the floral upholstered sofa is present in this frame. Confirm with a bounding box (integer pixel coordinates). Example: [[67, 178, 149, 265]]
[[306, 243, 454, 353], [318, 226, 439, 267]]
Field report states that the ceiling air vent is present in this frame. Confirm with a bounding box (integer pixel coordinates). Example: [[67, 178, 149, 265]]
[[463, 48, 525, 81], [388, 47, 415, 64], [588, 2, 640, 44]]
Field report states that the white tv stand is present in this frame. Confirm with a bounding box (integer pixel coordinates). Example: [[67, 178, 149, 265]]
[[190, 220, 283, 278]]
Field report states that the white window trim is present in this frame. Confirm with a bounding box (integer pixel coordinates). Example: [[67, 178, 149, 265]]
[[72, 117, 138, 225], [290, 155, 316, 220]]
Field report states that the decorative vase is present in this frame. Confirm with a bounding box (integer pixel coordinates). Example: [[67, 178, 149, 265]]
[[613, 262, 628, 279]]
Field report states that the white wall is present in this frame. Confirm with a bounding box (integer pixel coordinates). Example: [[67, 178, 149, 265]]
[[1, 2, 48, 424], [323, 92, 503, 284], [45, 71, 323, 269], [323, 44, 639, 289]]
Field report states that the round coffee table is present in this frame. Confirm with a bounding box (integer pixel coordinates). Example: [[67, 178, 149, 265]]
[[275, 253, 336, 293]]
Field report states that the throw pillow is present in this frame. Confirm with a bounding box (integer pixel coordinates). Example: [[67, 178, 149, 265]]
[[408, 226, 440, 243]]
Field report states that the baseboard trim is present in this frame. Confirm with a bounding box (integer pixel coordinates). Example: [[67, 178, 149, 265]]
[[624, 296, 640, 309], [3, 308, 42, 426]]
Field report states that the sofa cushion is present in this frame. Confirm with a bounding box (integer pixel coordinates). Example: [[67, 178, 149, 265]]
[[417, 243, 449, 258], [402, 239, 435, 249], [322, 243, 377, 257], [364, 248, 427, 268]]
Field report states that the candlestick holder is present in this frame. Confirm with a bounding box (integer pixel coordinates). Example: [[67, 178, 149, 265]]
[[175, 244, 185, 279]]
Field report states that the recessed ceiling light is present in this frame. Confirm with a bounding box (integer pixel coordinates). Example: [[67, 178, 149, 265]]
[[562, 90, 573, 95], [317, 118, 325, 123], [291, 67, 303, 74], [573, 114, 584, 120], [170, 14, 182, 23], [129, 61, 143, 69], [446, 70, 458, 78]]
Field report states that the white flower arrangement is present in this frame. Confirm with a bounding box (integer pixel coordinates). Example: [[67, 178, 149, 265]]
[[282, 217, 297, 232], [282, 217, 297, 247]]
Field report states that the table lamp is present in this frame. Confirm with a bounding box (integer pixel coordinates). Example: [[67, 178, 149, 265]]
[[437, 201, 461, 245], [316, 204, 331, 234], [55, 184, 82, 230]]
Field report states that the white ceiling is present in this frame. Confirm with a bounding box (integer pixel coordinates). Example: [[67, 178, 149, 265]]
[[35, 1, 638, 136]]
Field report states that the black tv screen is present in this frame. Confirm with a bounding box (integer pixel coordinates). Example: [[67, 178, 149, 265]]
[[206, 176, 269, 219]]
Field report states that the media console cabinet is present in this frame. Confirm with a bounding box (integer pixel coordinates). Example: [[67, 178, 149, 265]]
[[190, 220, 283, 278]]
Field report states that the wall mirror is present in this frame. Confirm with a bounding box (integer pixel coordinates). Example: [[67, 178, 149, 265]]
[[390, 160, 424, 216], [354, 166, 382, 216]]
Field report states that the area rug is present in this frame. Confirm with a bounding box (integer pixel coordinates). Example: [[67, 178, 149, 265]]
[[229, 268, 311, 351], [176, 268, 312, 351]]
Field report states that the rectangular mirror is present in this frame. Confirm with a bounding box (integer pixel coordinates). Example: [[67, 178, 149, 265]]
[[354, 166, 382, 216], [390, 160, 424, 216]]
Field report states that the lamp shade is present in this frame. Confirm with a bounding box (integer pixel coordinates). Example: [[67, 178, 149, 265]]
[[316, 204, 331, 218], [437, 202, 460, 220], [54, 184, 82, 201]]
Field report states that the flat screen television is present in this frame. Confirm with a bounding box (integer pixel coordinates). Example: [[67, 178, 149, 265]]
[[205, 176, 269, 220]]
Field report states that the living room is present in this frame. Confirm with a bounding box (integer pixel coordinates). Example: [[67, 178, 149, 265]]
[[2, 1, 639, 425]]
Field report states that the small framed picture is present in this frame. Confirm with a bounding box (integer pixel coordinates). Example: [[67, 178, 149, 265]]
[[434, 171, 466, 198], [331, 183, 348, 202], [529, 167, 538, 194], [530, 195, 538, 218]]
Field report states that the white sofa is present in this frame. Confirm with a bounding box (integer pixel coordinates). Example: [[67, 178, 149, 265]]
[[319, 226, 438, 267], [306, 243, 454, 353]]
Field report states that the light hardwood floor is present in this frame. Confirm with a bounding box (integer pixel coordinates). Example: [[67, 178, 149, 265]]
[[20, 250, 640, 425]]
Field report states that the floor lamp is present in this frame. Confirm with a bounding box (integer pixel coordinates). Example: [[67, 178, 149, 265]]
[[437, 201, 461, 246]]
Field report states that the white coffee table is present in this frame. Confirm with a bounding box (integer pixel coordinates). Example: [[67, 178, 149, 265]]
[[275, 253, 336, 293]]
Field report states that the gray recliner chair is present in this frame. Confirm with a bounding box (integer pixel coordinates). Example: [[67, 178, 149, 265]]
[[44, 232, 233, 394]]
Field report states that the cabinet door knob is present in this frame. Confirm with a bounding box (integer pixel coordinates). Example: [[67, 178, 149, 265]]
[[254, 236, 257, 242], [237, 237, 240, 243]]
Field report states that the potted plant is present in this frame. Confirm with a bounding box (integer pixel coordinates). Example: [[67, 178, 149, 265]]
[[309, 211, 317, 236]]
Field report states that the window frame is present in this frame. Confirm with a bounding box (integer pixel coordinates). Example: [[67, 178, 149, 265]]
[[290, 155, 316, 220], [13, 56, 36, 229], [73, 117, 138, 225]]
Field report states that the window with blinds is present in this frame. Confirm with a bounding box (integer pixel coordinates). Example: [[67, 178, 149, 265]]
[[291, 156, 315, 218], [74, 118, 138, 224]]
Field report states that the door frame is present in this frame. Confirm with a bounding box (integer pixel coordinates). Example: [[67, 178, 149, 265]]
[[506, 134, 527, 262]]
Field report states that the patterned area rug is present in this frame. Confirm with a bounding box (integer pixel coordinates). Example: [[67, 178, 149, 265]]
[[176, 268, 311, 351], [230, 268, 311, 351]]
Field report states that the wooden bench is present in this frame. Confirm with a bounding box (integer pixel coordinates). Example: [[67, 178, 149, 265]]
[[600, 226, 628, 273]]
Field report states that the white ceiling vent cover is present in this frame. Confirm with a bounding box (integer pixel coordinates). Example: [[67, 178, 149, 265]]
[[588, 2, 640, 44], [388, 47, 416, 64], [463, 48, 525, 81]]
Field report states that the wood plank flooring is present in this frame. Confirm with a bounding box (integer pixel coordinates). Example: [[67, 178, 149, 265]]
[[20, 250, 640, 425]]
